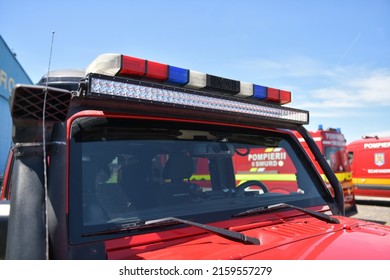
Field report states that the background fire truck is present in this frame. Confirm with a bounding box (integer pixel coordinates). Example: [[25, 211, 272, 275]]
[[348, 136, 390, 198], [232, 147, 299, 194], [191, 147, 299, 194], [191, 126, 357, 216], [192, 126, 357, 216], [296, 126, 357, 215]]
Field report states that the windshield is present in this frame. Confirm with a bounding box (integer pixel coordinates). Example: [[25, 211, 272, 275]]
[[324, 146, 351, 173], [69, 117, 328, 243]]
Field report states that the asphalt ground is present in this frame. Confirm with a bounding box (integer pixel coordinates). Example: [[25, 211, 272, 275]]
[[351, 196, 390, 225]]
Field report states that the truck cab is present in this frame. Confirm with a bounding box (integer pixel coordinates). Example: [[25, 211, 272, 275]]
[[348, 136, 390, 198], [1, 53, 389, 259]]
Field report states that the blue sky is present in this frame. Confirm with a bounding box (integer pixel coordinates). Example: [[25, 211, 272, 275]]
[[1, 0, 389, 142]]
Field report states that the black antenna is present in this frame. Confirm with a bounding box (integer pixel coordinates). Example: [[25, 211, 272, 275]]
[[42, 30, 55, 260]]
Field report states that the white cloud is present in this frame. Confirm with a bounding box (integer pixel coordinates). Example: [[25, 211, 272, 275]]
[[297, 67, 390, 110], [348, 69, 390, 104], [309, 110, 360, 118], [237, 56, 390, 119]]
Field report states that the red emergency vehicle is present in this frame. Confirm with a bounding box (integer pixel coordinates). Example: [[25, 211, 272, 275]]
[[1, 53, 389, 260], [348, 136, 390, 198], [191, 147, 298, 194], [294, 127, 356, 215], [233, 147, 298, 194]]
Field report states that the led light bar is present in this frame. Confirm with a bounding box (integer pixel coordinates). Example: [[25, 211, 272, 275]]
[[88, 74, 309, 124], [86, 53, 292, 105]]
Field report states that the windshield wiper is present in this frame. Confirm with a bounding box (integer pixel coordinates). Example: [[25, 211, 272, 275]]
[[144, 217, 260, 245], [233, 203, 340, 224], [84, 217, 260, 244], [83, 221, 147, 237]]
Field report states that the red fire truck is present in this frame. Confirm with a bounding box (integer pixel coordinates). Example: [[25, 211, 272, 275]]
[[295, 126, 357, 215], [348, 136, 390, 198], [1, 53, 389, 260], [191, 146, 299, 194], [233, 147, 299, 194]]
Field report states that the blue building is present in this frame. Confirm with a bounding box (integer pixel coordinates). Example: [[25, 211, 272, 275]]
[[0, 35, 32, 182]]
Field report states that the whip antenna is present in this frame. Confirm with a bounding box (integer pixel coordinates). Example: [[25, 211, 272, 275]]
[[42, 30, 55, 260]]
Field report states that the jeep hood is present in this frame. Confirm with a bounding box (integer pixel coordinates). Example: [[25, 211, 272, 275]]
[[105, 216, 390, 260]]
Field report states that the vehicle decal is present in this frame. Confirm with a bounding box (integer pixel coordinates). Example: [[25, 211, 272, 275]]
[[374, 153, 385, 167]]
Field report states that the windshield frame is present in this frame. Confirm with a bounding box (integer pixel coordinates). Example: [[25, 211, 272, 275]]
[[68, 114, 334, 244]]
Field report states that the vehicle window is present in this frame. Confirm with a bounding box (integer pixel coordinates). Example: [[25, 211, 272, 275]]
[[324, 147, 351, 173], [69, 117, 327, 242], [348, 151, 354, 165]]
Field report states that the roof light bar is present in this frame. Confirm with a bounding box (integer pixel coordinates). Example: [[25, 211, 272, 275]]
[[88, 74, 309, 124], [185, 70, 206, 89], [253, 85, 267, 99], [145, 60, 168, 81], [86, 53, 292, 105], [236, 82, 253, 97], [167, 66, 189, 85], [205, 74, 240, 94], [121, 55, 146, 77]]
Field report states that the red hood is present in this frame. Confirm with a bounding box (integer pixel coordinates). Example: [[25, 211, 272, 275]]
[[105, 216, 390, 260]]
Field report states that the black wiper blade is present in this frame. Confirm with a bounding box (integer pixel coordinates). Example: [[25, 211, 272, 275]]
[[82, 221, 144, 237], [233, 203, 340, 224], [83, 217, 261, 244], [145, 217, 260, 245], [82, 220, 181, 237]]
